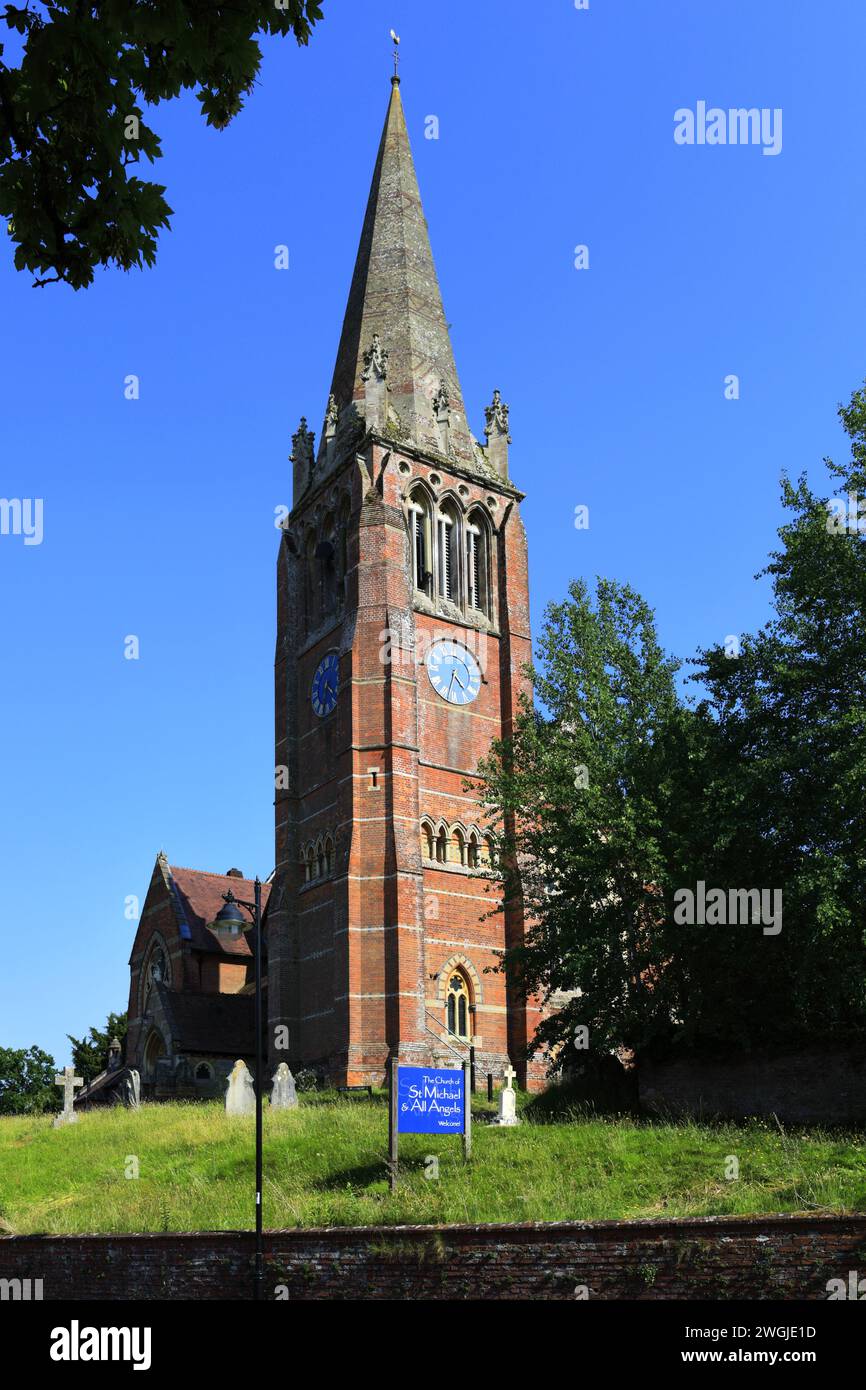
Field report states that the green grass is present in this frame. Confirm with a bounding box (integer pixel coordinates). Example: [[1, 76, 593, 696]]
[[0, 1091, 864, 1235]]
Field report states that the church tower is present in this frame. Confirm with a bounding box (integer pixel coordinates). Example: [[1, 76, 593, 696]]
[[270, 73, 544, 1088]]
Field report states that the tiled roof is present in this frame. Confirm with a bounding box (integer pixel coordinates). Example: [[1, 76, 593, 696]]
[[167, 865, 272, 957]]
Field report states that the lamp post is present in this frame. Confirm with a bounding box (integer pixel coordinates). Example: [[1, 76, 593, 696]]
[[220, 879, 264, 1302]]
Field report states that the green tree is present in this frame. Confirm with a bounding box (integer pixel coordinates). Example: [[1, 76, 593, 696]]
[[0, 1044, 57, 1114], [67, 1011, 128, 1085], [691, 381, 866, 1045], [476, 577, 689, 1060], [0, 1, 324, 288]]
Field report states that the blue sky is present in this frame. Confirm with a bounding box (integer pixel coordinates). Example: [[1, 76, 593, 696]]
[[2, 0, 865, 1067]]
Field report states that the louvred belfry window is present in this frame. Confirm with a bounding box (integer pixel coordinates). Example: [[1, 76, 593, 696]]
[[437, 505, 459, 603], [414, 510, 426, 590], [467, 526, 480, 609]]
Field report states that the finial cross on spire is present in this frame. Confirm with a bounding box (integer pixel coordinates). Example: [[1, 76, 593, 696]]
[[389, 29, 400, 81]]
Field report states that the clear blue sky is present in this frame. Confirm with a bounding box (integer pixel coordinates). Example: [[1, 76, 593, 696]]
[[2, 0, 865, 1067]]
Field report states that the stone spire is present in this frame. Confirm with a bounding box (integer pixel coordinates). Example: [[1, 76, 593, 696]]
[[325, 76, 473, 465]]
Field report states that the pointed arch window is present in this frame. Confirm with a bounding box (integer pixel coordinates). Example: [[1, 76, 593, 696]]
[[467, 832, 480, 869], [466, 508, 491, 617], [305, 531, 318, 629], [408, 490, 432, 597], [435, 827, 448, 864], [421, 822, 435, 861], [337, 496, 351, 608], [446, 972, 471, 1040], [436, 501, 460, 604]]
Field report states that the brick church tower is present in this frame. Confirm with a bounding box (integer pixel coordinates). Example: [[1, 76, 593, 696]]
[[269, 74, 544, 1089]]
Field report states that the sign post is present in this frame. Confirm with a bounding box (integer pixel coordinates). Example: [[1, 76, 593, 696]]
[[389, 1065, 467, 1184], [388, 1056, 399, 1192], [462, 1060, 472, 1161]]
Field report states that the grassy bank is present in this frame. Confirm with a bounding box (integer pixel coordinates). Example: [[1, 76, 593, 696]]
[[0, 1092, 864, 1235]]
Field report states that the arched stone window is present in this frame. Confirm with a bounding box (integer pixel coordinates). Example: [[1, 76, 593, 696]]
[[305, 530, 318, 629], [407, 486, 433, 597], [481, 833, 496, 868], [435, 826, 448, 864], [436, 498, 460, 604], [421, 820, 435, 861], [446, 971, 471, 1040], [324, 835, 335, 875], [319, 512, 337, 615], [142, 940, 170, 1012], [305, 847, 315, 882], [451, 827, 466, 866], [466, 507, 492, 617], [195, 1062, 213, 1082], [337, 495, 351, 608], [316, 838, 325, 879], [467, 831, 480, 869]]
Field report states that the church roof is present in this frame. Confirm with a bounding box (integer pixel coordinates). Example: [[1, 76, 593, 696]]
[[166, 864, 271, 957], [326, 77, 474, 466]]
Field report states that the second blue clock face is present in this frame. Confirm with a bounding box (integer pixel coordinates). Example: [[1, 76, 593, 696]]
[[311, 652, 339, 717], [426, 640, 481, 705]]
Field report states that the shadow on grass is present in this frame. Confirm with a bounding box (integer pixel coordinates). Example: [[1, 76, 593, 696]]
[[313, 1160, 390, 1191]]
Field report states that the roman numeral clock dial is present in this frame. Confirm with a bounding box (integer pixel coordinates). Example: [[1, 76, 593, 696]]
[[426, 640, 481, 705], [311, 652, 340, 718]]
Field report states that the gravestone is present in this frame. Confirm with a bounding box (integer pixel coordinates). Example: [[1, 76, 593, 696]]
[[225, 1059, 256, 1115], [270, 1062, 298, 1110], [53, 1067, 83, 1127], [494, 1063, 519, 1127], [123, 1069, 141, 1109]]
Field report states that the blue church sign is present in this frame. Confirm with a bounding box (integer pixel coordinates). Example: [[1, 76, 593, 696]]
[[397, 1066, 465, 1134]]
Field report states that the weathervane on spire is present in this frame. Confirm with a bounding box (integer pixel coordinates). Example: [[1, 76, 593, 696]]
[[390, 29, 400, 81]]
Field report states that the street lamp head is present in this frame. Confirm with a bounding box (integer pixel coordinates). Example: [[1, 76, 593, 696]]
[[215, 895, 247, 928]]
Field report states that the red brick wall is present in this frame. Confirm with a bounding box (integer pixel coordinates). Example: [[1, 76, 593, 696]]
[[3, 1215, 864, 1301]]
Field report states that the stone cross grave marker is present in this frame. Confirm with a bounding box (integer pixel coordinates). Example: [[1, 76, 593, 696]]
[[495, 1062, 519, 1127], [53, 1067, 83, 1127]]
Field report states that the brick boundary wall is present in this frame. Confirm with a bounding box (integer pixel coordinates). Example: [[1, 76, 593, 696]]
[[2, 1215, 866, 1300]]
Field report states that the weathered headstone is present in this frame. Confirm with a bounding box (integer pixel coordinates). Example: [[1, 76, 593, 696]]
[[225, 1059, 255, 1115], [53, 1067, 83, 1127], [270, 1062, 298, 1110], [124, 1069, 141, 1109], [494, 1063, 519, 1127]]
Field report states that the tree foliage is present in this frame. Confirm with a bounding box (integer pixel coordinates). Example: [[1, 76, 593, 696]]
[[476, 577, 689, 1058], [0, 1043, 57, 1113], [0, 0, 324, 287], [688, 382, 866, 1046], [478, 381, 866, 1065], [67, 1010, 127, 1085]]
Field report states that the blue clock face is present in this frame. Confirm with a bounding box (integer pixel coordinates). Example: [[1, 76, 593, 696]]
[[311, 652, 340, 718], [426, 640, 481, 705]]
